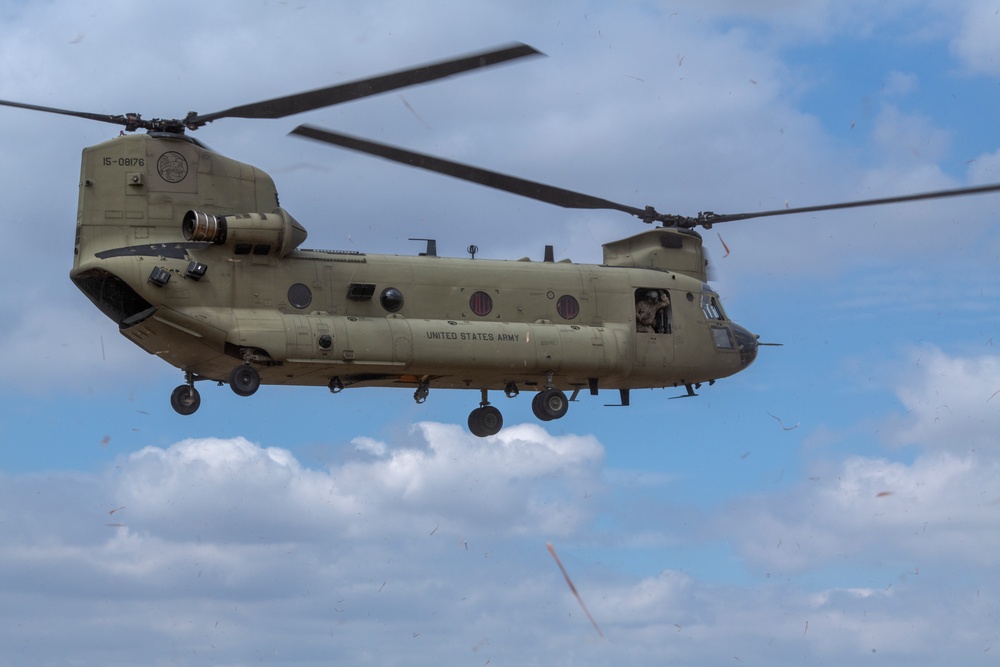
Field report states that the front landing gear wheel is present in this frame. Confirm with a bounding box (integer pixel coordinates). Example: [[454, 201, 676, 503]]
[[170, 384, 201, 416], [229, 364, 260, 397], [468, 406, 503, 437], [532, 388, 569, 422]]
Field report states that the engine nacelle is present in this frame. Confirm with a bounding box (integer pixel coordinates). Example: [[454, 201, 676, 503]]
[[183, 208, 308, 257]]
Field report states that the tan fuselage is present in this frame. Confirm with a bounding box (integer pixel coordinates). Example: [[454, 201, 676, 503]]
[[71, 133, 757, 401]]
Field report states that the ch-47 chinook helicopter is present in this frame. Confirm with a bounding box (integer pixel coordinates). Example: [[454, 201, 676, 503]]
[[4, 43, 1000, 437]]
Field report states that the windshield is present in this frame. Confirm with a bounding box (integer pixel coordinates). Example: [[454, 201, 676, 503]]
[[701, 290, 726, 321]]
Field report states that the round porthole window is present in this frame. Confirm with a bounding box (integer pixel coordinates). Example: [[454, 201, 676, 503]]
[[469, 291, 493, 317], [556, 295, 580, 320], [380, 287, 404, 313], [288, 283, 312, 309]]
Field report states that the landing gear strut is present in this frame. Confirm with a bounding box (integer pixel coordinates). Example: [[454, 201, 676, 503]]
[[468, 388, 503, 438]]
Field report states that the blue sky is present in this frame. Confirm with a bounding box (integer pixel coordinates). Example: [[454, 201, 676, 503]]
[[1, 1, 999, 665]]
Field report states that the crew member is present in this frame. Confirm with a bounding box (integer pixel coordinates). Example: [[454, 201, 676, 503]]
[[653, 290, 670, 333], [636, 290, 660, 332]]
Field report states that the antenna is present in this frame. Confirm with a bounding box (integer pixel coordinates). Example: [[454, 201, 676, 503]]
[[409, 238, 437, 257]]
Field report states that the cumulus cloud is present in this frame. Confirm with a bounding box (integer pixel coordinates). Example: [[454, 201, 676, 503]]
[[871, 105, 953, 167], [887, 346, 1000, 451], [115, 423, 604, 543], [708, 348, 1000, 579], [0, 305, 168, 393], [967, 147, 1000, 184], [2, 408, 999, 666], [951, 0, 1000, 75], [0, 425, 609, 665], [721, 450, 1000, 573], [882, 70, 919, 97]]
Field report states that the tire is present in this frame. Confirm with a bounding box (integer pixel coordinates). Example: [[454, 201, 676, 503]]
[[170, 384, 201, 416], [468, 406, 503, 437], [229, 364, 260, 397], [531, 391, 553, 421], [533, 389, 568, 421]]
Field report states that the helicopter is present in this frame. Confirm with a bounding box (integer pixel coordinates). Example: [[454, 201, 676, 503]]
[[4, 43, 1000, 437]]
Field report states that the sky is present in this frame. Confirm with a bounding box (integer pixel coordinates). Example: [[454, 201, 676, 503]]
[[1, 1, 999, 665]]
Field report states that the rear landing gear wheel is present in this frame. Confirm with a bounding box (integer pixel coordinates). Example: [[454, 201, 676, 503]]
[[532, 388, 568, 422], [229, 364, 260, 397], [468, 405, 503, 437], [170, 384, 201, 416]]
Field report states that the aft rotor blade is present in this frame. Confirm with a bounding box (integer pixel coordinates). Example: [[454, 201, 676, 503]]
[[0, 98, 128, 126], [703, 182, 1000, 225], [189, 43, 542, 128], [290, 124, 650, 218]]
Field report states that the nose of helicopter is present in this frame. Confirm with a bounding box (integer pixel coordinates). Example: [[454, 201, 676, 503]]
[[731, 323, 759, 369]]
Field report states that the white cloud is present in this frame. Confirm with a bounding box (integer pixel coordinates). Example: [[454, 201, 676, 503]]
[[0, 305, 173, 393], [0, 426, 611, 664], [888, 346, 1000, 451], [717, 349, 1000, 575], [115, 423, 604, 542], [883, 70, 919, 97], [951, 0, 1000, 75], [967, 147, 1000, 184], [1, 420, 999, 665], [871, 105, 952, 166]]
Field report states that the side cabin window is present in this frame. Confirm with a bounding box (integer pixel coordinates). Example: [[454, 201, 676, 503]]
[[635, 288, 671, 334]]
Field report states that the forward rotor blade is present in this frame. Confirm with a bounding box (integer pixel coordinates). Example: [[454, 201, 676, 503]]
[[189, 42, 542, 128], [703, 182, 1000, 226], [290, 124, 650, 218]]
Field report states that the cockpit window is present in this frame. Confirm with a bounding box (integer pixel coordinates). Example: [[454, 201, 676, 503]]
[[711, 326, 735, 349], [701, 293, 725, 321]]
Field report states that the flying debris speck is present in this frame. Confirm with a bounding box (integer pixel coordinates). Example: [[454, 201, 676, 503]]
[[767, 412, 799, 430], [398, 94, 430, 129], [546, 543, 604, 640]]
